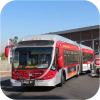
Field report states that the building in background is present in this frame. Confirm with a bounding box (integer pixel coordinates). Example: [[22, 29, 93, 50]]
[[46, 25, 100, 53]]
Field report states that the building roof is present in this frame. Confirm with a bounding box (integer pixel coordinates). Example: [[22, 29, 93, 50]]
[[46, 25, 100, 35]]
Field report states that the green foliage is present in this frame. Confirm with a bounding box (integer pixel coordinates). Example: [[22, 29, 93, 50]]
[[0, 53, 8, 60]]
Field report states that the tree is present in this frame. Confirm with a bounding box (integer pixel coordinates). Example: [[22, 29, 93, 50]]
[[9, 36, 18, 45]]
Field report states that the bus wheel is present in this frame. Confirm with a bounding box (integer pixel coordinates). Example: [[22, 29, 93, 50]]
[[76, 66, 79, 77], [90, 65, 92, 73], [59, 73, 65, 87], [87, 65, 92, 73]]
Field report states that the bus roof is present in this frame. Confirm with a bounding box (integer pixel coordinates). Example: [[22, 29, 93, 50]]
[[19, 34, 79, 46], [79, 44, 93, 51]]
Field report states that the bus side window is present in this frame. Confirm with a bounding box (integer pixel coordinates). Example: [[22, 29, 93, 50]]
[[87, 54, 88, 61], [63, 49, 67, 66], [88, 54, 89, 61], [90, 54, 91, 61], [92, 54, 93, 60], [91, 54, 93, 61], [67, 50, 70, 65], [77, 51, 79, 63], [71, 51, 74, 64], [75, 51, 77, 64], [85, 53, 88, 62], [83, 53, 85, 63]]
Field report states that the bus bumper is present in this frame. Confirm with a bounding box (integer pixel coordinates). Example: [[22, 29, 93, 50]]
[[10, 77, 56, 87]]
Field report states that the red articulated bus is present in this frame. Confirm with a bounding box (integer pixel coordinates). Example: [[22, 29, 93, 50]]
[[10, 35, 94, 87]]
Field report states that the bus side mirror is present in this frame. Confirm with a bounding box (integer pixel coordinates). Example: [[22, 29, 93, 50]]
[[57, 58, 64, 68], [5, 46, 9, 57]]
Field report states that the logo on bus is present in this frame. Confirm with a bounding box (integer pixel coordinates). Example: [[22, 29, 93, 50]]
[[66, 45, 70, 48], [95, 59, 100, 65]]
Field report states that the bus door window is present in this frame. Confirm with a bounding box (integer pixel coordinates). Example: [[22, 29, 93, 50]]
[[87, 54, 89, 61], [52, 57, 56, 70], [83, 53, 85, 63], [56, 47, 59, 58], [56, 47, 59, 67], [52, 47, 59, 70]]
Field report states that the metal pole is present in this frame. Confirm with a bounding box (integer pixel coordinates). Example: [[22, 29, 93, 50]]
[[94, 37, 99, 52], [93, 39, 94, 50], [91, 30, 93, 49], [8, 38, 9, 45], [80, 32, 82, 44], [8, 52, 10, 64], [96, 43, 99, 53], [98, 46, 99, 53], [8, 38, 10, 64]]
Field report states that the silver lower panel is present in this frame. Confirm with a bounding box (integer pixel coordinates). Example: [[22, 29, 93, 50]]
[[10, 77, 56, 87]]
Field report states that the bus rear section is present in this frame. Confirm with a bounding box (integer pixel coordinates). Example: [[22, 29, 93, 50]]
[[79, 44, 94, 73]]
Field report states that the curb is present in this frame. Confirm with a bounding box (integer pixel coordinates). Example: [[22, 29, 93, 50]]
[[0, 75, 11, 78], [0, 71, 11, 78], [0, 71, 11, 72]]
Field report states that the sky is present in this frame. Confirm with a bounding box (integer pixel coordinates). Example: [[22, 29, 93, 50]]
[[0, 0, 99, 53]]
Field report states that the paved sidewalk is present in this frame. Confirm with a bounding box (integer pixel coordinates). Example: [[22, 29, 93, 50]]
[[0, 60, 11, 71], [0, 60, 11, 77], [0, 71, 11, 77]]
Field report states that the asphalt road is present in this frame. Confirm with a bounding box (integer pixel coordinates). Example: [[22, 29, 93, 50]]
[[0, 73, 100, 99]]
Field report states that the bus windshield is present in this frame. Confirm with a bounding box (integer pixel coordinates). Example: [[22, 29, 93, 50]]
[[13, 47, 53, 69]]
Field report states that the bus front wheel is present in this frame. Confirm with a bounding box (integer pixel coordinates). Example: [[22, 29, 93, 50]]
[[59, 73, 65, 87]]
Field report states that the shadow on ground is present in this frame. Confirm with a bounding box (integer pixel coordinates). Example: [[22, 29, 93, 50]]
[[8, 94, 66, 99], [1, 79, 66, 99], [1, 79, 56, 92]]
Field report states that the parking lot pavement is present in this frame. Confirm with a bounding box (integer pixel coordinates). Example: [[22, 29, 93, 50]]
[[1, 73, 100, 99]]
